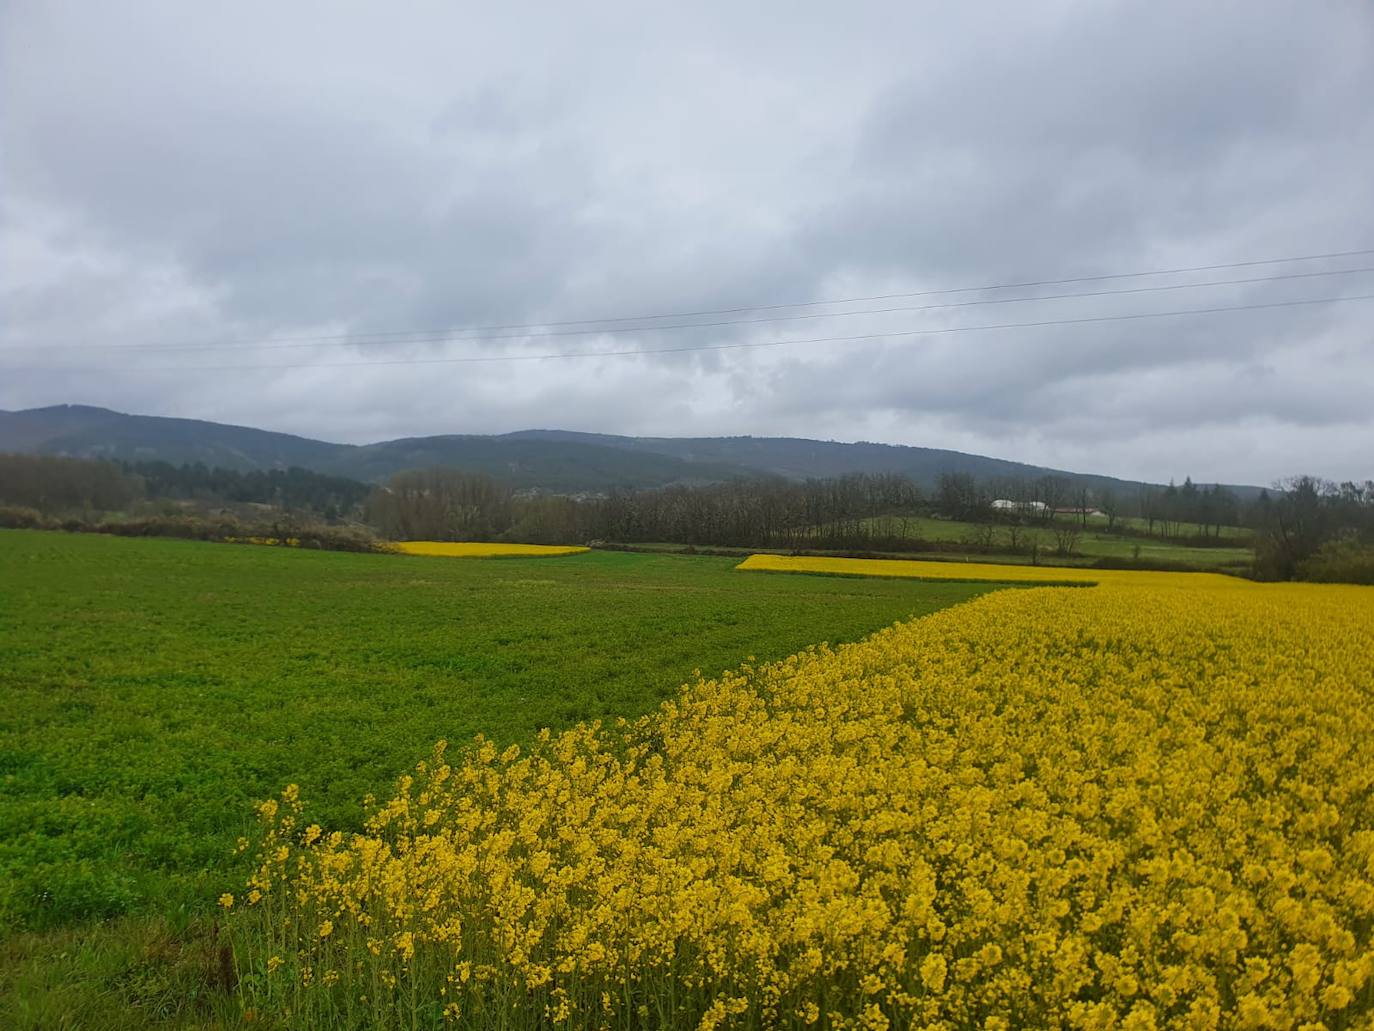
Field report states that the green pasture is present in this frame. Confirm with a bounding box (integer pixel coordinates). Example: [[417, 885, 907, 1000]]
[[797, 514, 1254, 570]]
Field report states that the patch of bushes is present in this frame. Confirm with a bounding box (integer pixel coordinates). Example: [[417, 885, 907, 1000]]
[[0, 512, 394, 554], [0, 505, 50, 530], [1299, 536, 1374, 585]]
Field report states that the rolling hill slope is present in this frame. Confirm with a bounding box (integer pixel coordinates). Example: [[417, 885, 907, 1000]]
[[0, 404, 1246, 495], [0, 406, 762, 490], [503, 429, 1152, 495], [0, 405, 339, 471]]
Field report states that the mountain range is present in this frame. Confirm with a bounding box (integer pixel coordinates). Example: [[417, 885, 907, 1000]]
[[0, 404, 1244, 496]]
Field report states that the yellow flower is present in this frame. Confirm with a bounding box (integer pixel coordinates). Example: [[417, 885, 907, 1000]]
[[1321, 984, 1353, 1010], [218, 893, 234, 909], [920, 954, 947, 993]]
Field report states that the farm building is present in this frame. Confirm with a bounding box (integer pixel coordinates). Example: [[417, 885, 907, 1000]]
[[991, 499, 1049, 516]]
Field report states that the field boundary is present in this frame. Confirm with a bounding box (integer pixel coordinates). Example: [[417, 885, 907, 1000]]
[[737, 563, 1093, 588]]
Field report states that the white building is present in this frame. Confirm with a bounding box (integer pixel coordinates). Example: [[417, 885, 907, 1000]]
[[991, 499, 1049, 516]]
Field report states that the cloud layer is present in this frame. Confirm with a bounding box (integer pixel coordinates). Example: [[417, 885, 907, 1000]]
[[3, 0, 1372, 484]]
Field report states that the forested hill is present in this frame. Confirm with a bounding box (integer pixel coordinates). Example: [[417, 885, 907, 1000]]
[[0, 404, 1249, 496], [0, 405, 340, 471], [502, 430, 1157, 496]]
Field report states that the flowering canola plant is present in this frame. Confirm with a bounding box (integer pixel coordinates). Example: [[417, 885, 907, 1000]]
[[395, 541, 589, 558], [231, 576, 1374, 1029]]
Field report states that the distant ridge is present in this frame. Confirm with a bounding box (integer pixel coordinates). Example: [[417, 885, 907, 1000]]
[[0, 404, 1257, 496]]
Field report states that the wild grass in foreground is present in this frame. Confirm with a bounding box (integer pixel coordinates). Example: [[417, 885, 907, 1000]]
[[0, 916, 236, 1030], [229, 578, 1374, 1029]]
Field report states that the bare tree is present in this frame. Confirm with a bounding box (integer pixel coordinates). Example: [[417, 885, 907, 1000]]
[[1098, 488, 1121, 531], [1052, 524, 1082, 557], [1003, 524, 1025, 553], [366, 468, 514, 541], [1035, 475, 1070, 525], [1254, 476, 1330, 579], [963, 522, 997, 552]]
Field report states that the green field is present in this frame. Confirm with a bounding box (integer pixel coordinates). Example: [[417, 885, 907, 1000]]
[[815, 514, 1255, 570], [0, 530, 997, 1026], [1111, 514, 1248, 538]]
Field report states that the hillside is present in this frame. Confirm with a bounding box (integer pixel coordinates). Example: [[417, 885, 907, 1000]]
[[0, 404, 1245, 495], [0, 405, 340, 472], [504, 429, 1158, 496]]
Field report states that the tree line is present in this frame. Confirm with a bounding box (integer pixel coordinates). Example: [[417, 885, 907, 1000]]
[[365, 468, 1262, 552], [1251, 476, 1374, 582], [126, 460, 370, 521], [0, 453, 144, 514], [0, 453, 368, 521], [365, 469, 924, 550], [364, 466, 1374, 582], [5, 451, 1371, 582]]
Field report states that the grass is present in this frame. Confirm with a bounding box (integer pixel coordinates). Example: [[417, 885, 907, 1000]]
[[1111, 514, 1248, 538], [0, 529, 998, 1027], [834, 514, 1254, 569], [1, 916, 237, 1030]]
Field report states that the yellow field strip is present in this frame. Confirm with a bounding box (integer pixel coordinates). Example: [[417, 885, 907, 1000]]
[[735, 552, 1250, 588], [395, 541, 589, 558]]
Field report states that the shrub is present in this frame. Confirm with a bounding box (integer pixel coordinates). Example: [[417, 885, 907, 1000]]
[[1, 512, 395, 554], [0, 505, 51, 530], [1299, 535, 1374, 585]]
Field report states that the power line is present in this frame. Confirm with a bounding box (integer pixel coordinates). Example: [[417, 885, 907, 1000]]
[[12, 245, 1374, 353], [11, 292, 1372, 374], [12, 263, 1374, 354]]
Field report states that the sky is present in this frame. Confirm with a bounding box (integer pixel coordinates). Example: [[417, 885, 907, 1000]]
[[2, 0, 1372, 486]]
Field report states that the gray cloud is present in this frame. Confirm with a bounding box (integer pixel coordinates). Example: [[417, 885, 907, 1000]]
[[2, 0, 1372, 485]]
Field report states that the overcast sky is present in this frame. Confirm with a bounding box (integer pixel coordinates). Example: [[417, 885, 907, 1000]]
[[3, 1, 1372, 485]]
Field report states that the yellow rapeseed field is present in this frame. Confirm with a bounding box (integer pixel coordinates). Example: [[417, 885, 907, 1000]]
[[230, 576, 1374, 1029], [395, 541, 589, 558]]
